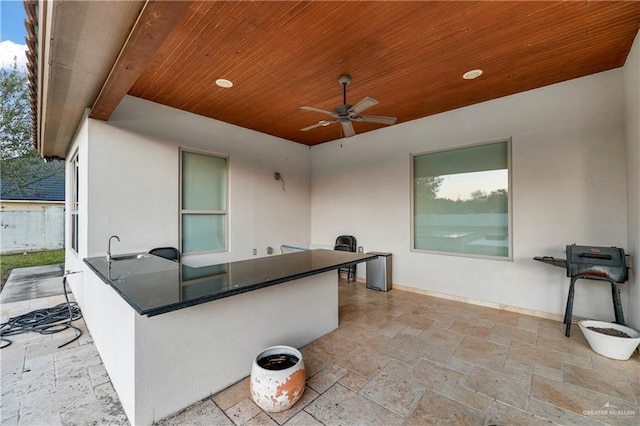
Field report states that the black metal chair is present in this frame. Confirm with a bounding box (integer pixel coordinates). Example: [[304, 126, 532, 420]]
[[334, 235, 357, 282], [149, 247, 181, 262]]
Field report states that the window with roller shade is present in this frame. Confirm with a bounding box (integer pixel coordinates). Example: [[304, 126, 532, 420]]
[[411, 140, 511, 259], [180, 150, 228, 254]]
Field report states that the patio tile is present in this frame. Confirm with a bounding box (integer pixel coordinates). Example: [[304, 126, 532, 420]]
[[1, 416, 18, 426], [304, 383, 404, 425], [484, 400, 549, 425], [352, 312, 394, 333], [89, 363, 110, 387], [532, 363, 562, 382], [528, 398, 605, 426], [307, 363, 348, 394], [501, 357, 534, 382], [417, 324, 466, 348], [212, 377, 251, 411], [453, 336, 508, 372], [245, 412, 279, 425], [0, 400, 19, 421], [630, 378, 640, 404], [386, 333, 454, 364], [536, 329, 593, 357], [283, 410, 322, 425], [0, 345, 25, 376], [335, 347, 390, 378], [589, 351, 640, 380], [516, 315, 541, 332], [267, 386, 319, 425], [465, 366, 530, 410], [563, 363, 637, 403], [157, 399, 232, 426], [409, 358, 467, 395], [382, 359, 413, 378], [300, 341, 344, 378], [406, 390, 485, 425], [378, 321, 407, 337], [376, 344, 420, 366], [16, 400, 63, 426], [448, 320, 492, 339], [399, 326, 423, 336], [337, 370, 369, 392], [507, 340, 563, 370], [531, 374, 639, 420], [59, 389, 128, 426], [479, 308, 520, 327], [488, 323, 537, 345], [395, 312, 433, 330], [359, 370, 426, 417], [444, 385, 492, 412], [562, 352, 593, 369], [4, 278, 638, 425], [22, 353, 54, 377], [226, 398, 262, 426]]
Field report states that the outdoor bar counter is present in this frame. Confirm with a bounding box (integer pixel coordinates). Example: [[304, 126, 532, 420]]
[[81, 249, 375, 425]]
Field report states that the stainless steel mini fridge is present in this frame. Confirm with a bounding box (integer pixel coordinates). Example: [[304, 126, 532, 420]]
[[366, 252, 392, 291]]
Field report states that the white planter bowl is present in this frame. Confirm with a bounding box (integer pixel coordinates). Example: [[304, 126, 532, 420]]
[[250, 345, 305, 412], [578, 320, 640, 360]]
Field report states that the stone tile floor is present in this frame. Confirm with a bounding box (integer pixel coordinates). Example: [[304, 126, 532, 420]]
[[1, 280, 639, 425]]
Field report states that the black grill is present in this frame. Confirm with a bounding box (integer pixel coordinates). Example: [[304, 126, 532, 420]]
[[565, 245, 628, 283], [534, 244, 629, 337]]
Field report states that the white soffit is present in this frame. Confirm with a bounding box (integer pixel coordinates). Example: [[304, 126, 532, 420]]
[[42, 0, 144, 158]]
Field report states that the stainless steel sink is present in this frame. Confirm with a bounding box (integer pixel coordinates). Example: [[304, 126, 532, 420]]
[[109, 254, 150, 261]]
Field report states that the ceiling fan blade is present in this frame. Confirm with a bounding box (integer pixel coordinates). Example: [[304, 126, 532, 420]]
[[341, 120, 356, 137], [348, 96, 379, 115], [356, 115, 397, 125], [300, 106, 335, 116], [301, 120, 337, 131]]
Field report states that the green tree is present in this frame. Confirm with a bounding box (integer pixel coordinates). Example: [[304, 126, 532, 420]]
[[1, 60, 31, 158], [414, 176, 444, 213], [1, 59, 47, 188]]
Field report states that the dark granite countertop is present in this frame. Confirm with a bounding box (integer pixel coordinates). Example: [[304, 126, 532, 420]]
[[84, 249, 376, 317]]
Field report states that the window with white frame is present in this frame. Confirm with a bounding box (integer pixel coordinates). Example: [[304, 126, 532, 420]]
[[70, 151, 79, 253], [412, 140, 511, 259], [180, 150, 228, 254]]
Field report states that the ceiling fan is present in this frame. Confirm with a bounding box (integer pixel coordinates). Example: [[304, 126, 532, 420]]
[[300, 75, 397, 138]]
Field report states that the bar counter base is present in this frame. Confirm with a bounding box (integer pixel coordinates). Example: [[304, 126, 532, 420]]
[[80, 269, 338, 426]]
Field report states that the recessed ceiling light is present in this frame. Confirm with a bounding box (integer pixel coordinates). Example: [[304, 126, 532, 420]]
[[215, 78, 233, 88], [463, 69, 483, 80]]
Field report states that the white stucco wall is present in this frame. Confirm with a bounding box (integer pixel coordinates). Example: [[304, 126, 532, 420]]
[[64, 99, 314, 423], [82, 95, 312, 266], [65, 114, 90, 303], [310, 69, 628, 321], [623, 31, 640, 330]]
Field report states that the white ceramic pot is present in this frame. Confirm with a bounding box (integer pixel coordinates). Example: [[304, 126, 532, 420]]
[[578, 320, 640, 361], [250, 345, 305, 412]]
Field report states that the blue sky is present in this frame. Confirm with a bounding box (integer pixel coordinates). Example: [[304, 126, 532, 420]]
[[1, 0, 27, 69]]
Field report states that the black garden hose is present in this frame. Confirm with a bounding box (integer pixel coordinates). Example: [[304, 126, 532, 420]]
[[0, 273, 83, 349]]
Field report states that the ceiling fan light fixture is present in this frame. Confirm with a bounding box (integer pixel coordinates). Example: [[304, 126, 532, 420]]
[[215, 78, 234, 88], [463, 69, 483, 80]]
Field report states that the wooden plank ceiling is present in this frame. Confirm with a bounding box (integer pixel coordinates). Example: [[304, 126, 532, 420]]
[[102, 1, 639, 146]]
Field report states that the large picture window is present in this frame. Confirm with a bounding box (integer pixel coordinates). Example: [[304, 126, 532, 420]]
[[412, 140, 511, 259], [180, 150, 228, 254]]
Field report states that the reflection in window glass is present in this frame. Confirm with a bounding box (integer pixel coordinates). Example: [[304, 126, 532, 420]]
[[182, 214, 225, 253], [412, 141, 510, 258], [180, 150, 227, 254]]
